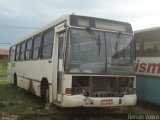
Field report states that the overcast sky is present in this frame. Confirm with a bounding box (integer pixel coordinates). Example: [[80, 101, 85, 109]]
[[1, 0, 160, 49]]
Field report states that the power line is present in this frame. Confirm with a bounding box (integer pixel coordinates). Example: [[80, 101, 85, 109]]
[[0, 25, 39, 30], [0, 43, 11, 45]]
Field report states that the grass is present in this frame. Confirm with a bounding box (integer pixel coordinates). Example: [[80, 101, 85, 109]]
[[0, 63, 7, 77], [0, 80, 45, 114], [0, 80, 159, 120]]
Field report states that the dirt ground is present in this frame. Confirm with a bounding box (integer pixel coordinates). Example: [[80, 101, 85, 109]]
[[0, 80, 160, 120]]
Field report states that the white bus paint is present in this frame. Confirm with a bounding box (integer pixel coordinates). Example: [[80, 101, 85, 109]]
[[8, 14, 136, 107]]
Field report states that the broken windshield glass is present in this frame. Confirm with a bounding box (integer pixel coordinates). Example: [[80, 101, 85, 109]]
[[86, 27, 102, 56], [65, 28, 134, 75]]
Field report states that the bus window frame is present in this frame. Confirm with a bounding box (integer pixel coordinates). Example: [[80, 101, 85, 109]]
[[64, 27, 133, 75], [40, 28, 54, 60], [25, 38, 33, 61], [9, 47, 13, 62], [32, 34, 41, 60], [135, 39, 160, 57], [19, 41, 26, 61], [15, 44, 21, 62]]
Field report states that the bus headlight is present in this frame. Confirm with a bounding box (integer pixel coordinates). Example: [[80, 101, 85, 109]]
[[127, 87, 135, 94], [119, 77, 134, 95], [120, 87, 127, 95], [120, 87, 134, 95], [82, 89, 90, 97]]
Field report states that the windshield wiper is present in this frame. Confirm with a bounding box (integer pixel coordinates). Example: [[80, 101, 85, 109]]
[[86, 27, 97, 40], [86, 27, 102, 56]]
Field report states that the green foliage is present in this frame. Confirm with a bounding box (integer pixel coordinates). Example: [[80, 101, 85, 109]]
[[0, 63, 7, 77]]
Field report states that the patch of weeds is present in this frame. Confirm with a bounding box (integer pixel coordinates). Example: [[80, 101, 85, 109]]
[[0, 103, 6, 108], [0, 63, 7, 77], [8, 102, 17, 106]]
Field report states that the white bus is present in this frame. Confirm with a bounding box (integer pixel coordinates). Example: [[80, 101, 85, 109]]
[[8, 14, 137, 107]]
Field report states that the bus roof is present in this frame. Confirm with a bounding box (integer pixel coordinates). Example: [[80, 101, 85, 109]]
[[11, 14, 132, 47], [134, 26, 160, 33], [12, 14, 71, 47]]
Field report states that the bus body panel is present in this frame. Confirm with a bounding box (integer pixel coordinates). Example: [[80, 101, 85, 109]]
[[136, 75, 160, 105], [62, 94, 137, 107], [135, 57, 160, 105], [12, 59, 53, 100]]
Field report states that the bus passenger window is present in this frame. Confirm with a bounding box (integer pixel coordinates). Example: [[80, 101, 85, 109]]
[[25, 39, 32, 60], [33, 35, 41, 59], [15, 44, 20, 61], [41, 29, 54, 59], [20, 42, 26, 61]]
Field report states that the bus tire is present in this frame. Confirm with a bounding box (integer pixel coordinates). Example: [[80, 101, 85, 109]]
[[14, 74, 17, 87], [41, 79, 49, 102]]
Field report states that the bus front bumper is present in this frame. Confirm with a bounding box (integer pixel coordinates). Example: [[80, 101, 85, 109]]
[[62, 94, 137, 107]]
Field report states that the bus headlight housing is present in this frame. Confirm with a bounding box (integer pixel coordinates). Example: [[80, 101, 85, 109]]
[[119, 77, 134, 95]]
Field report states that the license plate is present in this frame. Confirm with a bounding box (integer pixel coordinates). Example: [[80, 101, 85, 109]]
[[101, 99, 113, 105]]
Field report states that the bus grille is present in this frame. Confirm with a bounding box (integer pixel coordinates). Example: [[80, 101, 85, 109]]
[[72, 76, 133, 97], [92, 79, 108, 92], [91, 77, 117, 97]]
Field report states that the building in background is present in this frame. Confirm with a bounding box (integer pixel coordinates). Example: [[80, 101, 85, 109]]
[[0, 50, 9, 63]]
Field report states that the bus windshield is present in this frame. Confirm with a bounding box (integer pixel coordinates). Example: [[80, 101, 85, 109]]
[[65, 28, 134, 75]]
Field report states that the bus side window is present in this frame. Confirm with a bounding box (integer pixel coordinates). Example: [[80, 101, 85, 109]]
[[32, 35, 41, 60], [15, 44, 20, 61], [143, 40, 160, 56], [25, 39, 33, 60], [41, 29, 54, 59], [20, 42, 26, 61], [9, 47, 12, 62]]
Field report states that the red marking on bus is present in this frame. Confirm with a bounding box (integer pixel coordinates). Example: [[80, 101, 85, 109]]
[[135, 59, 160, 74], [101, 99, 113, 105]]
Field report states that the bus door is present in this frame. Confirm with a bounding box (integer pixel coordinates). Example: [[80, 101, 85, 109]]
[[56, 32, 65, 102], [53, 22, 66, 103]]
